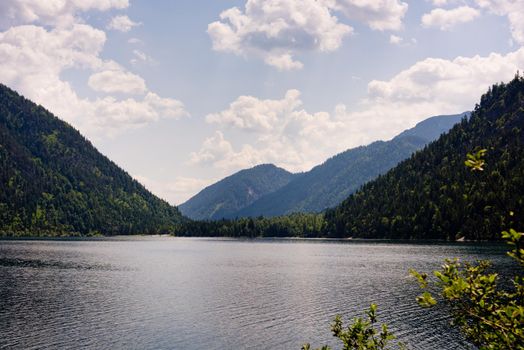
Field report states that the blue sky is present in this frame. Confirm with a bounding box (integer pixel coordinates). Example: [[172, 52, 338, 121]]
[[1, 0, 523, 204]]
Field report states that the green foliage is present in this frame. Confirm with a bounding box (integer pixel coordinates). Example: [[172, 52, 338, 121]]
[[411, 232, 524, 349], [465, 148, 487, 171], [175, 212, 326, 238], [302, 304, 405, 350], [410, 145, 524, 349], [0, 84, 184, 236], [325, 75, 524, 240], [503, 228, 524, 262]]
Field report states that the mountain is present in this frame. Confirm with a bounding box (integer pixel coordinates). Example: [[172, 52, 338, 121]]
[[0, 84, 185, 236], [234, 113, 467, 218], [179, 164, 296, 220], [325, 75, 524, 240]]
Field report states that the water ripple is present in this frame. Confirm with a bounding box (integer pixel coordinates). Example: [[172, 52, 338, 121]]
[[0, 238, 511, 349]]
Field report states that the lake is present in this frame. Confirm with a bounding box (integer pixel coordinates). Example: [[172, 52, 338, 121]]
[[0, 237, 515, 349]]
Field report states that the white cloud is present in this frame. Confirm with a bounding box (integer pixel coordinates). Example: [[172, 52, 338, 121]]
[[189, 131, 272, 173], [194, 47, 524, 174], [190, 132, 275, 172], [130, 49, 154, 65], [196, 91, 351, 172], [0, 23, 107, 73], [144, 92, 187, 119], [425, 1, 524, 44], [333, 0, 408, 31], [422, 6, 480, 30], [207, 0, 411, 69], [264, 53, 304, 71], [128, 37, 142, 44], [389, 34, 403, 44], [475, 0, 524, 44], [0, 0, 129, 28], [107, 15, 140, 32], [205, 90, 302, 132], [190, 131, 236, 166], [207, 0, 352, 70], [366, 48, 524, 103], [133, 175, 214, 205], [362, 47, 524, 134], [88, 69, 147, 94], [0, 23, 186, 137], [89, 93, 187, 132], [0, 24, 109, 121]]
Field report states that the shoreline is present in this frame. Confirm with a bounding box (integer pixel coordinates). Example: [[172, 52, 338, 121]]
[[0, 234, 503, 245]]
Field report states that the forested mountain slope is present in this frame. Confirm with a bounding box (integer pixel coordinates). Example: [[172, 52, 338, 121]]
[[325, 75, 524, 240], [235, 113, 466, 218], [0, 84, 184, 236], [179, 164, 296, 220]]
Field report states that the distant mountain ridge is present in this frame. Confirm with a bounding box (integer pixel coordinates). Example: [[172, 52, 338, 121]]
[[179, 164, 296, 220], [236, 113, 468, 218], [0, 84, 184, 236], [181, 112, 467, 220]]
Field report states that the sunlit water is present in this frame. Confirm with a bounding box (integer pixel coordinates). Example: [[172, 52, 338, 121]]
[[0, 237, 516, 349]]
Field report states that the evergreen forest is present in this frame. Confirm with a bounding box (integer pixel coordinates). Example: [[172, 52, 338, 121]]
[[0, 84, 185, 236], [324, 75, 524, 240]]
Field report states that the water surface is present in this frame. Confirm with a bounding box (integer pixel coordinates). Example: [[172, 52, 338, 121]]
[[0, 237, 514, 349]]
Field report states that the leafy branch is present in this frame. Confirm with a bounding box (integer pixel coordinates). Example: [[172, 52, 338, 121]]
[[302, 304, 406, 350]]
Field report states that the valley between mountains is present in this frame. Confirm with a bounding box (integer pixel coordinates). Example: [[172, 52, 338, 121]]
[[1, 76, 523, 240]]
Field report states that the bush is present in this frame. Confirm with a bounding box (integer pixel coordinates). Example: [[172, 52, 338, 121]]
[[302, 304, 406, 350]]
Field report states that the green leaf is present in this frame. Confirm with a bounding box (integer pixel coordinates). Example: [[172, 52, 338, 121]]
[[410, 269, 428, 289], [416, 292, 437, 308]]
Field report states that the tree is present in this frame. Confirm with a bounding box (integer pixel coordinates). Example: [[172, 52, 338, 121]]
[[410, 149, 524, 349], [302, 304, 405, 350], [410, 229, 523, 349]]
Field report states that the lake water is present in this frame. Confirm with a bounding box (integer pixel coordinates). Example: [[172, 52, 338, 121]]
[[0, 237, 515, 349]]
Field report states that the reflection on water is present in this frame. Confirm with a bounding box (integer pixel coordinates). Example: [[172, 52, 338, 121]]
[[0, 238, 514, 349], [0, 257, 120, 271]]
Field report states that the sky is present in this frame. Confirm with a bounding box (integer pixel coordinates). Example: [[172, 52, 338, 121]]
[[1, 0, 523, 205]]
